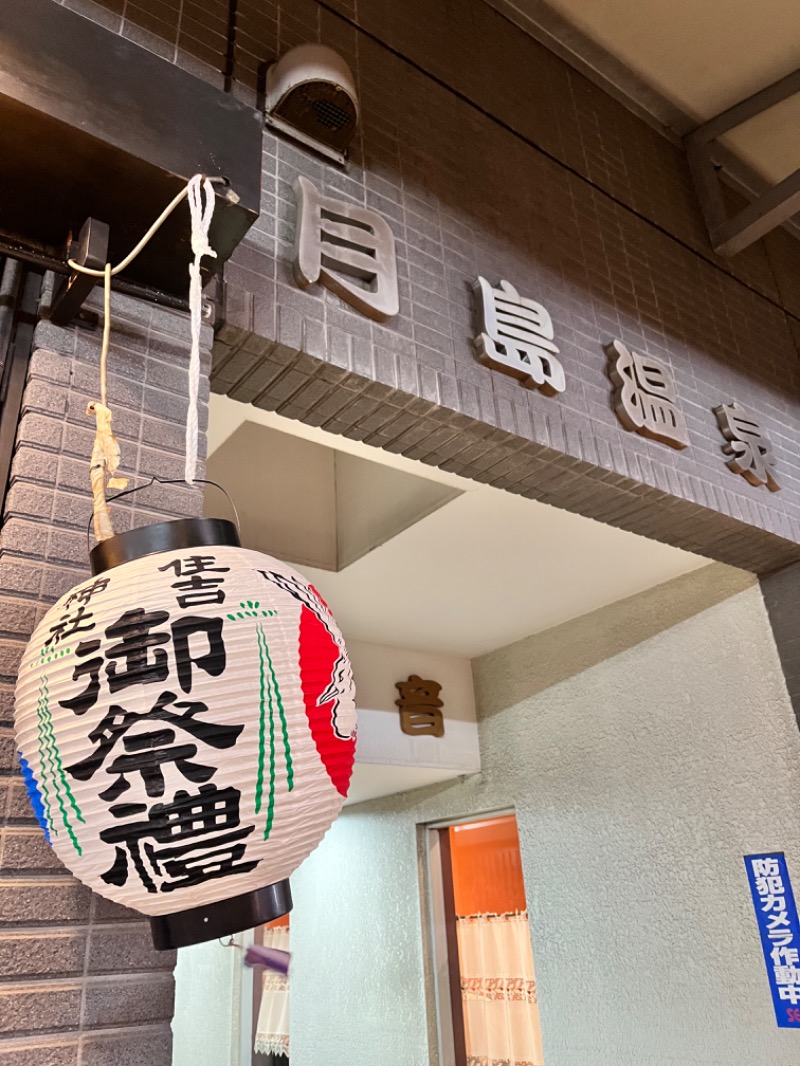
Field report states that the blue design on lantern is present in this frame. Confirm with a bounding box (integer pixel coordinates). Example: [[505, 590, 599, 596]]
[[18, 752, 51, 843]]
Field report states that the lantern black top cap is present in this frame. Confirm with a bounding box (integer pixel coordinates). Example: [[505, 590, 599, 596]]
[[90, 517, 241, 575]]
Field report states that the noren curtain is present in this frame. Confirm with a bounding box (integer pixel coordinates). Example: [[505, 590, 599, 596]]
[[456, 912, 544, 1066], [254, 924, 290, 1059]]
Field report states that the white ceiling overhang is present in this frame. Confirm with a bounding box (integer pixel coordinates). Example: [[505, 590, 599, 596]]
[[207, 395, 708, 659], [207, 396, 710, 804]]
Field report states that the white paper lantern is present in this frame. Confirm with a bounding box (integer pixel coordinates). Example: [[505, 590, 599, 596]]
[[14, 519, 356, 947]]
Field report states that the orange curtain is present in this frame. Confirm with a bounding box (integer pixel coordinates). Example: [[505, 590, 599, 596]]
[[450, 815, 527, 916]]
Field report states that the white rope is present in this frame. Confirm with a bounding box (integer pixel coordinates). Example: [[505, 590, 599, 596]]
[[88, 266, 129, 542], [185, 175, 217, 484], [66, 174, 222, 533]]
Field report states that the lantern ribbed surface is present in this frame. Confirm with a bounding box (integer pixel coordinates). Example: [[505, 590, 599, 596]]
[[14, 546, 356, 916]]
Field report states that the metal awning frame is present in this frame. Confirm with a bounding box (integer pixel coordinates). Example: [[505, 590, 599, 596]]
[[685, 68, 800, 257]]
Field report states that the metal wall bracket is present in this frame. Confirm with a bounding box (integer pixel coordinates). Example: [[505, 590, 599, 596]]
[[685, 69, 800, 257], [207, 273, 225, 335], [50, 217, 109, 326]]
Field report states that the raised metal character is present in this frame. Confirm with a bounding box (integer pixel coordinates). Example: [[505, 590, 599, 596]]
[[606, 339, 689, 449], [472, 277, 565, 395], [714, 400, 779, 491], [293, 175, 398, 321], [395, 674, 445, 738]]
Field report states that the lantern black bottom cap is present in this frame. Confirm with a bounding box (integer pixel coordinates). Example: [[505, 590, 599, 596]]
[[149, 879, 292, 950]]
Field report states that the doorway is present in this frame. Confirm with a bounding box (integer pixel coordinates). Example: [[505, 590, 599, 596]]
[[430, 813, 545, 1066], [252, 915, 290, 1066]]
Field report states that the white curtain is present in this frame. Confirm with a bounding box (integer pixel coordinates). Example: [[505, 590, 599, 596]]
[[456, 912, 545, 1066], [254, 925, 290, 1058]]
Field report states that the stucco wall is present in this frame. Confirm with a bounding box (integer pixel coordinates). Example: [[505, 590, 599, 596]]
[[289, 564, 800, 1066], [171, 939, 243, 1066]]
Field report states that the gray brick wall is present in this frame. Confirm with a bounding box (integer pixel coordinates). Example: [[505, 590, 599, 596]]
[[56, 0, 800, 573], [64, 0, 800, 306], [211, 0, 800, 573], [0, 284, 210, 1063]]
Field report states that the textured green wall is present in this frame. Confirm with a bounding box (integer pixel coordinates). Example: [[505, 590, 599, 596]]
[[289, 565, 800, 1065]]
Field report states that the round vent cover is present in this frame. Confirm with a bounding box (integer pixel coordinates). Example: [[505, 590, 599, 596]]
[[266, 44, 360, 155], [276, 83, 357, 151]]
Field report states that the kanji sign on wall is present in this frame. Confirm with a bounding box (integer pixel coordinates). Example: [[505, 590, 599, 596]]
[[745, 852, 800, 1028], [715, 401, 780, 491], [472, 277, 565, 395], [286, 178, 787, 495], [395, 674, 445, 737], [293, 175, 398, 321], [15, 542, 357, 934], [606, 339, 689, 450]]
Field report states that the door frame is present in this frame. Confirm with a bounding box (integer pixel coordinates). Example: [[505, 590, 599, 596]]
[[423, 808, 517, 1066]]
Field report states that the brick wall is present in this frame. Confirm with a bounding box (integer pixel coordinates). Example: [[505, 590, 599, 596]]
[[0, 285, 210, 1064], [57, 0, 800, 573]]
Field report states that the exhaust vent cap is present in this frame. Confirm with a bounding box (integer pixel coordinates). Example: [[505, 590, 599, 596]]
[[265, 44, 359, 157]]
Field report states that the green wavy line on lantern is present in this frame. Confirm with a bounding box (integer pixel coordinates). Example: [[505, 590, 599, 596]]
[[35, 680, 55, 833], [43, 684, 82, 842], [261, 626, 293, 799], [257, 625, 278, 839], [261, 625, 295, 837], [263, 632, 293, 795], [40, 680, 83, 854], [44, 698, 85, 827], [36, 678, 83, 854], [38, 682, 61, 841], [265, 647, 277, 841], [254, 623, 268, 815]]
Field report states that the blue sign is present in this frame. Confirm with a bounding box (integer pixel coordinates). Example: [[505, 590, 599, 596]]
[[745, 852, 800, 1028]]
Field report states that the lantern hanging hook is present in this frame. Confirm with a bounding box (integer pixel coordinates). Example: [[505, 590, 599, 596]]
[[86, 475, 241, 553]]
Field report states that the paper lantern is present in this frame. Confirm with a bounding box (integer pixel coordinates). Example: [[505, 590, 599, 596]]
[[14, 518, 356, 948]]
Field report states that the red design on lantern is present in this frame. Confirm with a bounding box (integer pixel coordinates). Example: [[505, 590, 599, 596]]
[[298, 605, 355, 797]]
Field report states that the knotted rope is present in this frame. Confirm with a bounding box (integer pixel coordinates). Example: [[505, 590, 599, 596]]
[[69, 175, 221, 541], [185, 174, 217, 485]]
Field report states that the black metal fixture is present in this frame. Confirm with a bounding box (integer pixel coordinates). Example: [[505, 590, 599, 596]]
[[0, 0, 263, 318], [0, 261, 42, 516]]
